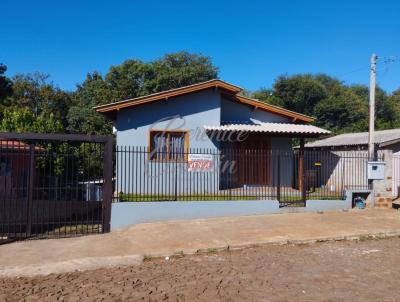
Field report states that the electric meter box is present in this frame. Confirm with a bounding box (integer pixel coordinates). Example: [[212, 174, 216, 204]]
[[367, 161, 385, 180]]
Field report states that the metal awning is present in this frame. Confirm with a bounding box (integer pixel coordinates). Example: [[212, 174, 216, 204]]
[[204, 122, 330, 136]]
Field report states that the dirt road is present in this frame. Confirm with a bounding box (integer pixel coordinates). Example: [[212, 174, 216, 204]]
[[1, 237, 400, 301]]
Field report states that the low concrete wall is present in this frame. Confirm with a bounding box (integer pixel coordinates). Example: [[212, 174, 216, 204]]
[[111, 200, 280, 230], [306, 199, 351, 211], [110, 198, 355, 230]]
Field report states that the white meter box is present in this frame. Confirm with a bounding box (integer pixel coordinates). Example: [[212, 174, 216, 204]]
[[367, 161, 385, 180]]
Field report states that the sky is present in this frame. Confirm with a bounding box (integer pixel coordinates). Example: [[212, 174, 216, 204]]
[[1, 0, 400, 93]]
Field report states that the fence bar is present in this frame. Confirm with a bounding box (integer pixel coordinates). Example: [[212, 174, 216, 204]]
[[26, 144, 35, 237], [102, 136, 113, 233], [277, 154, 281, 202]]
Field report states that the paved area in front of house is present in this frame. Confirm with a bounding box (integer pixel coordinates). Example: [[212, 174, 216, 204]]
[[0, 208, 399, 277]]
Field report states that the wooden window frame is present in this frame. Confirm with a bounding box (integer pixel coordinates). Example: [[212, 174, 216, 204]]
[[148, 129, 189, 162]]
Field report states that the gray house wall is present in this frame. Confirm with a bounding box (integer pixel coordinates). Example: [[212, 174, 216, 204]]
[[271, 137, 293, 186], [220, 97, 290, 124], [114, 90, 298, 195], [115, 89, 222, 196], [116, 89, 222, 149]]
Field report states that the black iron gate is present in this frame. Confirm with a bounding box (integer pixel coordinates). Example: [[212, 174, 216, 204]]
[[0, 133, 113, 243]]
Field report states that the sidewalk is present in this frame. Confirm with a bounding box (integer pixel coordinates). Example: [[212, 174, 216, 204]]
[[0, 208, 399, 277]]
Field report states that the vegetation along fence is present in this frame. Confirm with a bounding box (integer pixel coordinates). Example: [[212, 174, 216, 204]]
[[114, 146, 373, 206], [0, 133, 113, 243]]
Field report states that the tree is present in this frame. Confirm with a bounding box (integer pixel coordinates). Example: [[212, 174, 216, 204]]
[[7, 73, 71, 127], [104, 51, 218, 101], [0, 63, 13, 102], [67, 72, 113, 135], [148, 51, 218, 93], [105, 60, 154, 102], [313, 89, 368, 133], [252, 73, 400, 134], [375, 87, 400, 130], [68, 51, 219, 134], [272, 74, 328, 116], [252, 88, 284, 107], [0, 107, 63, 133]]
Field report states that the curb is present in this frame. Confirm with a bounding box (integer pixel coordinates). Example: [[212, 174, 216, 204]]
[[1, 230, 400, 278]]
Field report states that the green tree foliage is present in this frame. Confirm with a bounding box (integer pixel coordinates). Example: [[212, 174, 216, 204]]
[[149, 52, 218, 93], [3, 73, 71, 127], [68, 51, 218, 134], [252, 88, 284, 107], [105, 60, 154, 102], [272, 75, 328, 116], [253, 74, 400, 134], [313, 88, 368, 132], [1, 52, 218, 135], [67, 72, 113, 134], [2, 53, 400, 136], [0, 107, 63, 133], [0, 64, 13, 102], [104, 51, 218, 101]]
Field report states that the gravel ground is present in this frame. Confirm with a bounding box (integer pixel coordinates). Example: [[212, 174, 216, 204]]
[[1, 237, 400, 302]]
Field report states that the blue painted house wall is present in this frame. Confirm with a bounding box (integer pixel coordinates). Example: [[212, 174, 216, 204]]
[[220, 97, 289, 124], [114, 88, 295, 195], [116, 89, 221, 149]]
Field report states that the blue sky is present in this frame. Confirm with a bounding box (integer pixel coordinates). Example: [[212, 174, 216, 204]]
[[1, 0, 400, 93]]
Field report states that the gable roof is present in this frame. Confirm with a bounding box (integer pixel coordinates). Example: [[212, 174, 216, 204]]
[[94, 79, 315, 123], [305, 128, 400, 148]]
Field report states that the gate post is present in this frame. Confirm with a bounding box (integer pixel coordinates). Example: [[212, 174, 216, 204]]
[[299, 138, 306, 204], [277, 154, 281, 202], [26, 144, 35, 237], [102, 136, 113, 233]]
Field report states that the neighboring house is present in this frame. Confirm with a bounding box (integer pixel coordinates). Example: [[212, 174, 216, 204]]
[[305, 129, 400, 152], [0, 140, 31, 200], [305, 128, 400, 204], [95, 79, 329, 194]]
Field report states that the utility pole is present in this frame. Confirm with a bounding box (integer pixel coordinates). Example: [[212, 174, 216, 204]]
[[368, 54, 378, 161]]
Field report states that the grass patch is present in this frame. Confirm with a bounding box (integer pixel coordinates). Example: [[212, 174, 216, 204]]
[[48, 224, 102, 235], [206, 248, 218, 254], [119, 193, 257, 202], [358, 235, 370, 242], [171, 251, 185, 259], [118, 193, 344, 202]]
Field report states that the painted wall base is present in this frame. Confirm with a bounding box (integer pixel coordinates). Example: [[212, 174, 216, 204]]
[[111, 198, 353, 231]]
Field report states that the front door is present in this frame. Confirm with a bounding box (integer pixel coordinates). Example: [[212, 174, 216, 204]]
[[234, 136, 271, 186]]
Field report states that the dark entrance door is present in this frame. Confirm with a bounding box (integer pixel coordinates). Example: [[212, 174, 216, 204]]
[[235, 135, 271, 186]]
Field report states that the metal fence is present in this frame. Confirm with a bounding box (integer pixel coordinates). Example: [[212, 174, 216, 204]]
[[0, 133, 113, 243], [114, 146, 374, 206]]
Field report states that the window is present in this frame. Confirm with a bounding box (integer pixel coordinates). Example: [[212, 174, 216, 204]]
[[149, 131, 188, 161]]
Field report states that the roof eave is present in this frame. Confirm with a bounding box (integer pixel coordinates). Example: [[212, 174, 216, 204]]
[[94, 79, 242, 116]]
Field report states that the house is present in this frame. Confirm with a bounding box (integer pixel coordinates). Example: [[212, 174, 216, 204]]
[[305, 128, 400, 207], [95, 79, 329, 196], [0, 140, 33, 200], [305, 128, 400, 152]]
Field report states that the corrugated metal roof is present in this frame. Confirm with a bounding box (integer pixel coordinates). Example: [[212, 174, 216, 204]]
[[204, 122, 330, 135], [305, 128, 400, 148]]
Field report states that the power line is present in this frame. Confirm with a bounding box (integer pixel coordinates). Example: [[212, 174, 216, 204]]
[[337, 65, 370, 77], [376, 55, 399, 81], [337, 55, 399, 79]]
